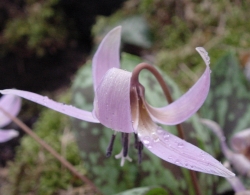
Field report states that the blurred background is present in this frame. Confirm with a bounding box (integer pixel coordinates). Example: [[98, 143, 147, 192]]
[[1, 0, 250, 194]]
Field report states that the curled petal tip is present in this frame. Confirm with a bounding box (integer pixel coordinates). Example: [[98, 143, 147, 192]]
[[196, 47, 210, 66]]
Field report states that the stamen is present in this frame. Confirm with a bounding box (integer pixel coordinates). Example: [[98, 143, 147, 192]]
[[134, 133, 139, 149], [106, 133, 116, 157], [122, 133, 129, 157], [137, 141, 143, 164]]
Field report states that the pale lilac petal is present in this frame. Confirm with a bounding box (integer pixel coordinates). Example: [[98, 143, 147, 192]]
[[145, 47, 211, 125], [0, 129, 19, 143], [94, 68, 134, 133], [200, 119, 231, 157], [136, 100, 234, 177], [92, 26, 121, 91], [138, 126, 234, 177], [0, 89, 99, 123], [201, 119, 250, 176], [236, 191, 250, 195], [226, 176, 246, 192], [0, 95, 21, 128], [230, 129, 250, 153], [228, 153, 250, 176]]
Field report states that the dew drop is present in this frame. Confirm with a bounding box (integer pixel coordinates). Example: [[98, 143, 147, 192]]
[[157, 128, 164, 135], [151, 132, 160, 142], [163, 133, 170, 141], [142, 139, 149, 144], [168, 156, 173, 161], [177, 143, 184, 148], [142, 137, 153, 149]]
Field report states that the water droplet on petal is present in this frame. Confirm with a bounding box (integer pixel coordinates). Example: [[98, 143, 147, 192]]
[[151, 132, 160, 142], [142, 137, 153, 149], [157, 129, 165, 135], [168, 156, 173, 161], [177, 143, 184, 148], [163, 133, 170, 141]]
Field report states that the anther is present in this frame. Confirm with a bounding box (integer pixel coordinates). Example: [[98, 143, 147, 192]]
[[138, 141, 143, 164], [106, 134, 116, 157], [122, 133, 129, 157], [134, 133, 139, 149]]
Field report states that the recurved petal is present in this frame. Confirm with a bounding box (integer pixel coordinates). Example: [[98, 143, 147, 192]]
[[137, 99, 234, 177], [145, 47, 211, 125], [139, 126, 235, 177], [94, 68, 134, 133], [92, 26, 122, 91], [0, 95, 21, 128], [0, 129, 19, 143], [0, 89, 99, 123]]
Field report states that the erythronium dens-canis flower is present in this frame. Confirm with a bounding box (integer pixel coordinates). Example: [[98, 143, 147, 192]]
[[0, 26, 234, 178]]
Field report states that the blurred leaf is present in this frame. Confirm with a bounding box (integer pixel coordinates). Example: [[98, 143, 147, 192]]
[[201, 52, 250, 137], [115, 186, 169, 195]]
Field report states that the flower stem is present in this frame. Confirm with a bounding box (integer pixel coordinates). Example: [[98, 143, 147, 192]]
[[0, 106, 102, 195], [131, 63, 202, 195]]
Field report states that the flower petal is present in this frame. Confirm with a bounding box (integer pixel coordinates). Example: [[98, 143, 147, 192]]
[[139, 127, 234, 177], [230, 129, 250, 154], [92, 26, 121, 91], [137, 99, 234, 177], [200, 118, 230, 157], [0, 129, 19, 143], [94, 68, 134, 133], [0, 95, 21, 128], [0, 89, 99, 123], [201, 119, 250, 176], [226, 176, 246, 192], [145, 47, 211, 125]]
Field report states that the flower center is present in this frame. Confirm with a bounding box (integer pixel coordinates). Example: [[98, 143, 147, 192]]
[[106, 132, 144, 166]]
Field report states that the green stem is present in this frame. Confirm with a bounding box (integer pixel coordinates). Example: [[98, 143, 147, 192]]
[[0, 106, 102, 195], [131, 62, 202, 195]]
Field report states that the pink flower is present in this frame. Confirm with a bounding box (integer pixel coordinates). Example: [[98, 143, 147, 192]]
[[0, 27, 234, 177], [0, 95, 21, 142]]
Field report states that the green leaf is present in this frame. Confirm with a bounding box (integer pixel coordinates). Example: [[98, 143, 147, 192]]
[[201, 52, 250, 137]]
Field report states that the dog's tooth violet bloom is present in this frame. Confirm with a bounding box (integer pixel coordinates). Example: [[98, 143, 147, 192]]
[[0, 95, 21, 143], [0, 26, 234, 178]]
